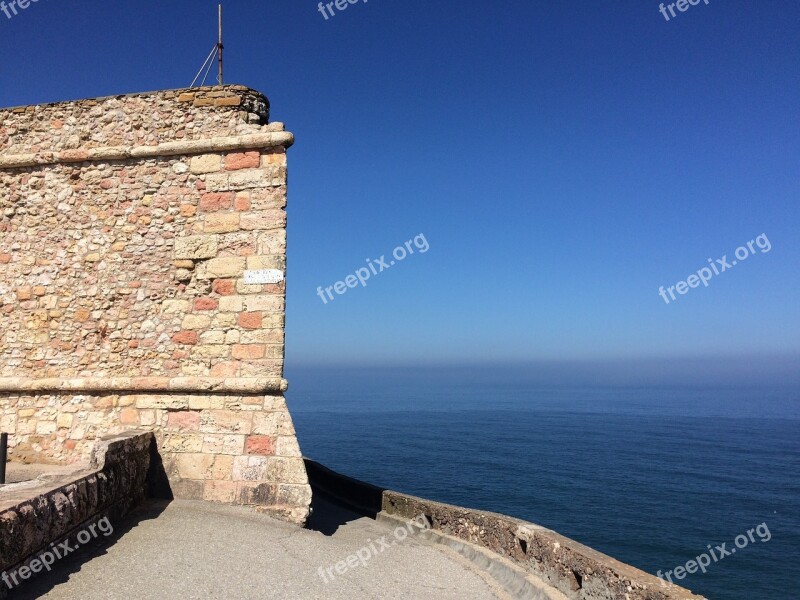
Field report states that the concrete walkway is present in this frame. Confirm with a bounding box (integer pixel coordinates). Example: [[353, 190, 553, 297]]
[[13, 499, 510, 600]]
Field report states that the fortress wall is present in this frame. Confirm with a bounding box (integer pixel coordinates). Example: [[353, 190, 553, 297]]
[[0, 86, 310, 524]]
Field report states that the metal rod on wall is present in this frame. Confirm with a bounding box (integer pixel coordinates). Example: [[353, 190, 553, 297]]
[[0, 433, 8, 485]]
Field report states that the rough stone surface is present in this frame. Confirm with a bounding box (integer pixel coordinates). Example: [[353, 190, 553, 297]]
[[0, 86, 309, 525], [382, 492, 707, 600], [0, 431, 152, 581]]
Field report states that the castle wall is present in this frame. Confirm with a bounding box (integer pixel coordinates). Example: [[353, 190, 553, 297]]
[[0, 86, 310, 524]]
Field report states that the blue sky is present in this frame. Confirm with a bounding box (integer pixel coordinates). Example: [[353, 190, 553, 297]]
[[1, 0, 798, 375]]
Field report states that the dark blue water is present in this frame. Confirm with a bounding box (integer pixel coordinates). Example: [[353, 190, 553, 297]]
[[286, 367, 800, 600]]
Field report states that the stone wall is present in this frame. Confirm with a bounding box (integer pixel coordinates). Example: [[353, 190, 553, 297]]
[[0, 86, 310, 524], [0, 431, 152, 596], [305, 459, 707, 600]]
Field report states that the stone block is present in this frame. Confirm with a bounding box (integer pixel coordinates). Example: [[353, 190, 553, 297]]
[[198, 256, 246, 279], [252, 411, 295, 436], [203, 213, 240, 234], [199, 410, 253, 434], [190, 154, 222, 174], [174, 235, 218, 260]]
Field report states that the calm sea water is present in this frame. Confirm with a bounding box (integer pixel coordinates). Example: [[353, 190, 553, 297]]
[[286, 367, 800, 600]]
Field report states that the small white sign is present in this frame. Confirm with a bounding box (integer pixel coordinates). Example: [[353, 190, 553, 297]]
[[244, 269, 285, 285]]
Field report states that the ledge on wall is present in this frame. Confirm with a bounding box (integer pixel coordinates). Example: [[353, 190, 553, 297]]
[[0, 377, 289, 394]]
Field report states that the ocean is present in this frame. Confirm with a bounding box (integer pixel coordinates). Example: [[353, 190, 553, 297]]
[[286, 366, 800, 600]]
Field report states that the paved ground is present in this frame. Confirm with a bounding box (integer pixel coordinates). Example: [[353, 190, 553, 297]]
[[12, 498, 509, 600]]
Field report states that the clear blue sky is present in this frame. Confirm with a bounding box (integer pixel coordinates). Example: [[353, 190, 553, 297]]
[[1, 0, 798, 375]]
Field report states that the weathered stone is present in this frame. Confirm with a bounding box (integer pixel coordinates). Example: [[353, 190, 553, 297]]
[[190, 154, 222, 174], [174, 235, 218, 260]]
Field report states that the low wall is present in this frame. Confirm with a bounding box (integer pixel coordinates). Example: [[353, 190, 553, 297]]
[[0, 431, 152, 595], [304, 459, 707, 600]]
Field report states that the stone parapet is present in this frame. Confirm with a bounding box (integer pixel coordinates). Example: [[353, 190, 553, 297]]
[[0, 431, 152, 585]]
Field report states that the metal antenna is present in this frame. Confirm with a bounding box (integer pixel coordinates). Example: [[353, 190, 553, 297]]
[[189, 5, 225, 88], [217, 4, 224, 85]]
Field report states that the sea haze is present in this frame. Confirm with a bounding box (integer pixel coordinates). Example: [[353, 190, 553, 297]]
[[286, 365, 800, 600]]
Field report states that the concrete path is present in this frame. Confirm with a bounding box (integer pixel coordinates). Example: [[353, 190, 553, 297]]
[[13, 499, 509, 600]]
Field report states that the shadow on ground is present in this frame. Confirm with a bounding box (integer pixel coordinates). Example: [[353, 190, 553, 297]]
[[8, 501, 170, 599], [303, 457, 386, 536]]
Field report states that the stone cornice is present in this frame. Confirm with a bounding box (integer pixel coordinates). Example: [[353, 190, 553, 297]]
[[0, 377, 288, 394], [0, 131, 293, 170]]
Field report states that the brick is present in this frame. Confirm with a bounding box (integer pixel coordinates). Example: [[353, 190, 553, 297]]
[[200, 410, 253, 434], [212, 279, 236, 296], [198, 330, 226, 345], [56, 413, 74, 429], [243, 295, 284, 312], [210, 361, 240, 377], [203, 213, 240, 234], [119, 408, 139, 425], [246, 255, 285, 271], [262, 152, 287, 167], [190, 154, 222, 174], [188, 396, 224, 411], [276, 436, 302, 458], [172, 480, 205, 500], [172, 453, 215, 480], [237, 482, 277, 504], [194, 297, 219, 311], [240, 329, 284, 344], [266, 457, 307, 484], [277, 484, 312, 506], [211, 313, 237, 328], [204, 480, 238, 503], [191, 344, 230, 359], [239, 359, 283, 378], [174, 235, 218, 260], [199, 257, 245, 279], [215, 96, 242, 107], [225, 151, 260, 171], [162, 433, 203, 452], [135, 396, 190, 410], [252, 411, 295, 436], [232, 344, 265, 359], [182, 314, 212, 329], [199, 192, 234, 212], [240, 210, 286, 231], [167, 411, 201, 431], [219, 296, 244, 312], [238, 312, 262, 329], [234, 193, 251, 211], [172, 330, 199, 345], [245, 435, 276, 455], [202, 434, 245, 455]]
